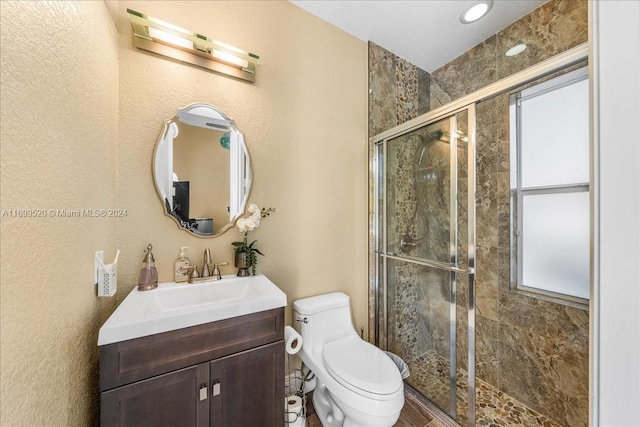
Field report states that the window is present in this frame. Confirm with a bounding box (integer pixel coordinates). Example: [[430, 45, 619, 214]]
[[510, 67, 590, 305]]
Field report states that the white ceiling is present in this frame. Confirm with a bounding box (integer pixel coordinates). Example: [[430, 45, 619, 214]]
[[289, 0, 548, 72]]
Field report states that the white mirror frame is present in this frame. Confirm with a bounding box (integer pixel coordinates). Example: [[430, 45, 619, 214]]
[[152, 103, 252, 238]]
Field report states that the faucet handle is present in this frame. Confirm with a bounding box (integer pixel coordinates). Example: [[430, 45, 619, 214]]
[[191, 265, 200, 278], [212, 262, 229, 280]]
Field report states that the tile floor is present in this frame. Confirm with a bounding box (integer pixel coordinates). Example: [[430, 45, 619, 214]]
[[406, 351, 563, 427], [305, 387, 448, 427]]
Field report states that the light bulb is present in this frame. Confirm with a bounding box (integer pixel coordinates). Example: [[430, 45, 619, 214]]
[[460, 1, 493, 24]]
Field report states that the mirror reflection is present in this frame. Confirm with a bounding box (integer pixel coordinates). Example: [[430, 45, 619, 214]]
[[153, 103, 251, 237]]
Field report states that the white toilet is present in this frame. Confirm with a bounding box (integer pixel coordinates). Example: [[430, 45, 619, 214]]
[[293, 292, 404, 427]]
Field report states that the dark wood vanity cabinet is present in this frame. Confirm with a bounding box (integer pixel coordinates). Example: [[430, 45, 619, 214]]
[[100, 308, 284, 427], [101, 363, 210, 427]]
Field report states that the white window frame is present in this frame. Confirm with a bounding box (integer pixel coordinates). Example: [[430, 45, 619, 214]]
[[510, 66, 590, 308]]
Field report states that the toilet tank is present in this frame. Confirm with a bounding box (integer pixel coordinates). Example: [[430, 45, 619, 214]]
[[293, 292, 356, 351]]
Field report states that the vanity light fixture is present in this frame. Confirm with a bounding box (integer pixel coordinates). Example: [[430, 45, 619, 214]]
[[127, 9, 259, 82], [459, 1, 493, 24]]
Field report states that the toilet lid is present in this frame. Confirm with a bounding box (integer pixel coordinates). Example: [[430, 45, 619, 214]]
[[322, 335, 402, 396]]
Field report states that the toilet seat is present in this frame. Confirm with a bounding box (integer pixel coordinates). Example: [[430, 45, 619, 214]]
[[322, 335, 402, 400]]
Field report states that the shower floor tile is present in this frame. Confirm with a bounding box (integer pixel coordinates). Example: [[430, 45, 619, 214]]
[[406, 351, 564, 427]]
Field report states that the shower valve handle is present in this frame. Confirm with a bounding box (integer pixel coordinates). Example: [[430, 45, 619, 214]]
[[400, 235, 417, 253], [400, 238, 416, 248]]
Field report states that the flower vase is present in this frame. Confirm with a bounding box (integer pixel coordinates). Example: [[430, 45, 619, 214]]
[[235, 252, 250, 277]]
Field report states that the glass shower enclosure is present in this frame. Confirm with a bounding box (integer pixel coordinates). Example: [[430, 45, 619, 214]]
[[374, 106, 477, 424], [374, 46, 591, 427]]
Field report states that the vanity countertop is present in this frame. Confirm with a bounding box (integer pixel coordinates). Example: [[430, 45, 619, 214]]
[[98, 274, 287, 346]]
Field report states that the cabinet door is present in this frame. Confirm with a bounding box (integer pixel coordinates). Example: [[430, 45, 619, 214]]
[[210, 341, 284, 427], [101, 363, 209, 427]]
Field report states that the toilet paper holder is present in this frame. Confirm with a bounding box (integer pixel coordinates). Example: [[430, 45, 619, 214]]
[[285, 330, 307, 426], [285, 366, 307, 425], [284, 393, 305, 426]]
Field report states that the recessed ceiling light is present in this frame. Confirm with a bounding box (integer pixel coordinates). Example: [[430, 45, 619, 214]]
[[506, 44, 527, 57], [460, 1, 493, 24]]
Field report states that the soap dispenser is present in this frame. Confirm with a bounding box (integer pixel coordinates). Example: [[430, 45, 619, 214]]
[[174, 246, 191, 283], [138, 243, 158, 291]]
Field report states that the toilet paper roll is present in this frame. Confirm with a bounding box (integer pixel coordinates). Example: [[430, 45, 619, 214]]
[[284, 395, 305, 426], [285, 326, 303, 355]]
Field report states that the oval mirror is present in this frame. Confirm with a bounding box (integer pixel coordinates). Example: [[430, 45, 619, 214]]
[[153, 103, 251, 237]]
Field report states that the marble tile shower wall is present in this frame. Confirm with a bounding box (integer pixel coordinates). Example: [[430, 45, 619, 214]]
[[386, 129, 455, 361], [368, 41, 430, 136], [368, 41, 430, 349], [386, 134, 422, 359], [428, 0, 589, 426]]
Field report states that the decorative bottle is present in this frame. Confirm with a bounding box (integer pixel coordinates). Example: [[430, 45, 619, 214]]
[[138, 243, 158, 291]]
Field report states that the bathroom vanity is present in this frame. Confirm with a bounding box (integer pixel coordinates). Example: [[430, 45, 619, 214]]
[[98, 275, 286, 427]]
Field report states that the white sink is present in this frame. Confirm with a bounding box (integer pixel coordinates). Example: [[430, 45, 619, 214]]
[[98, 274, 287, 346]]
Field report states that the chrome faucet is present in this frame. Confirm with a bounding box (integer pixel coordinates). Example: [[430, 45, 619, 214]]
[[202, 248, 212, 277], [185, 249, 228, 283]]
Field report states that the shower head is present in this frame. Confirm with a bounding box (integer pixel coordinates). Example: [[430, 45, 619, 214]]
[[413, 129, 445, 168], [424, 129, 469, 145], [406, 129, 444, 147], [424, 129, 444, 144], [423, 129, 469, 147]]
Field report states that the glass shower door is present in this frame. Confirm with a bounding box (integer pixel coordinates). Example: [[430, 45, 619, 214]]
[[375, 106, 476, 425]]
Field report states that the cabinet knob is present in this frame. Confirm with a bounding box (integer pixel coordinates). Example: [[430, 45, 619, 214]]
[[199, 386, 208, 401], [212, 381, 221, 397]]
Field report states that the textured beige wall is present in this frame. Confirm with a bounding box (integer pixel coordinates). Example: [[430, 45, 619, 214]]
[[114, 0, 368, 329], [0, 1, 367, 424], [0, 1, 119, 426]]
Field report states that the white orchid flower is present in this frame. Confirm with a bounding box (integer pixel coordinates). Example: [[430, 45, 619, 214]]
[[245, 216, 259, 230], [237, 204, 266, 233], [233, 205, 273, 276], [236, 217, 248, 233]]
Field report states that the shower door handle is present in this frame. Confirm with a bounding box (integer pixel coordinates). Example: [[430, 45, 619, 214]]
[[382, 252, 475, 275]]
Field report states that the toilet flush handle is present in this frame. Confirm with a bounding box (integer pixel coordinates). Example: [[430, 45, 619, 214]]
[[296, 317, 308, 324]]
